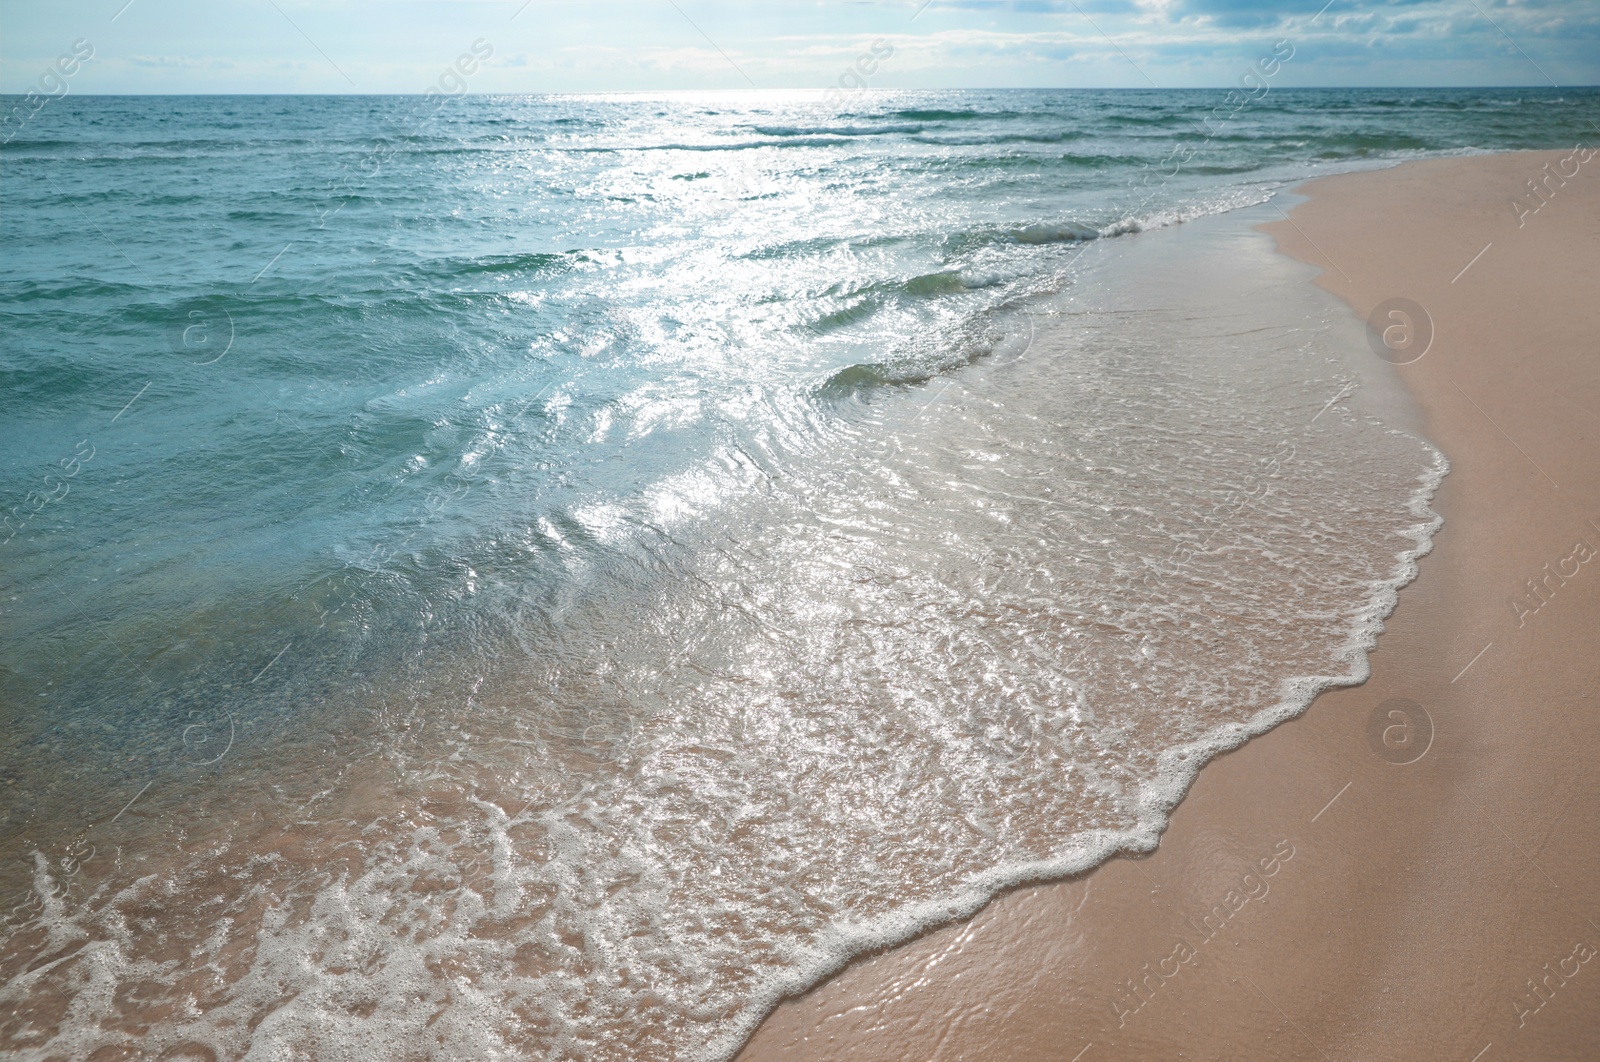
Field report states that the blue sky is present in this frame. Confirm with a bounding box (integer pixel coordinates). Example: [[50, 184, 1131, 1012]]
[[2, 0, 1597, 93]]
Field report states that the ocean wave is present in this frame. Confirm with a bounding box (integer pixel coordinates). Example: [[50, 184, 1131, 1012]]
[[750, 123, 925, 137], [1312, 132, 1437, 157], [888, 107, 1028, 121], [1009, 220, 1102, 243], [817, 358, 938, 395], [566, 137, 854, 152], [0, 277, 155, 303], [407, 250, 587, 280], [911, 130, 1089, 146]]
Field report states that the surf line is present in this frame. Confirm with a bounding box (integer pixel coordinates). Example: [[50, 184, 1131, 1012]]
[[1108, 839, 1296, 1028]]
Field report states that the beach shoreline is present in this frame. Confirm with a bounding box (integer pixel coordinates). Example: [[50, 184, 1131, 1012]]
[[736, 149, 1600, 1062]]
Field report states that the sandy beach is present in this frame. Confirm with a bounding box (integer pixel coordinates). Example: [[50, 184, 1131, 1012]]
[[737, 149, 1600, 1061], [6, 0, 1600, 1049]]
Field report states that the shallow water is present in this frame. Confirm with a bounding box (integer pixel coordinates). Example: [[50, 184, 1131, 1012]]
[[4, 87, 1587, 1058]]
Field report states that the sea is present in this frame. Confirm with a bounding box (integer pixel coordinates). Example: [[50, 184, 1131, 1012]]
[[2, 87, 1596, 1059]]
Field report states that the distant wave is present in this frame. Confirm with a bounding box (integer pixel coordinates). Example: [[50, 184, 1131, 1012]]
[[911, 130, 1091, 146], [750, 123, 925, 137], [888, 107, 1029, 122]]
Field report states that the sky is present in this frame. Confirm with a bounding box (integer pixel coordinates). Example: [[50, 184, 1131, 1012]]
[[1, 0, 1597, 94]]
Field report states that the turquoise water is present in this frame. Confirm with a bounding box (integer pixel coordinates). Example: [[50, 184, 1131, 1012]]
[[0, 88, 1593, 1059]]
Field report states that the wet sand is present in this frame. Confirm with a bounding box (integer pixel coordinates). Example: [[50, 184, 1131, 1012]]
[[737, 150, 1600, 1061]]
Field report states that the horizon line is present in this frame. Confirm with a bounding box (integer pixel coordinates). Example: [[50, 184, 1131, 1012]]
[[5, 84, 1595, 98]]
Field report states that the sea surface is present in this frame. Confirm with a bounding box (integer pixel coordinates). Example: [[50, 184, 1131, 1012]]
[[1, 87, 1595, 1059]]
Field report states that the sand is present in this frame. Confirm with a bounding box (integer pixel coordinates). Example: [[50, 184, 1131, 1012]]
[[736, 150, 1600, 1061]]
